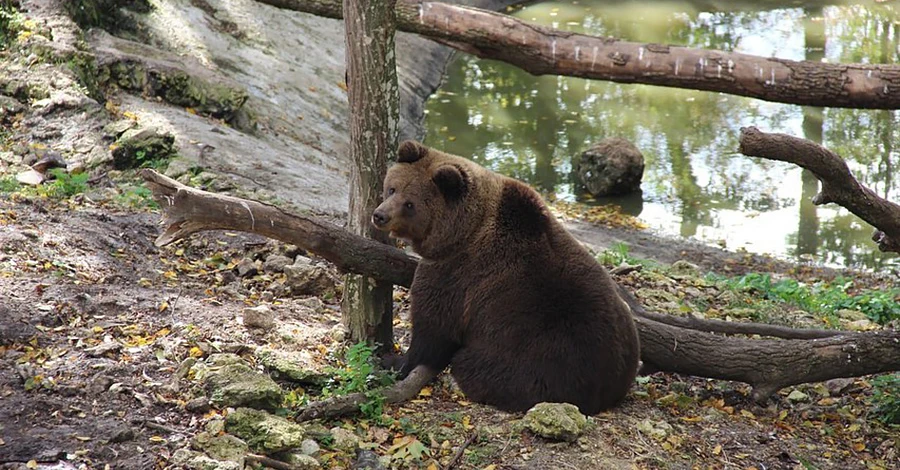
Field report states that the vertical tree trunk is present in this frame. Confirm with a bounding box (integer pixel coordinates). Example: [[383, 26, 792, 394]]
[[341, 0, 400, 352]]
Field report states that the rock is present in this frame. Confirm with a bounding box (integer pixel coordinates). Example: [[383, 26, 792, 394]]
[[185, 397, 212, 414], [825, 378, 855, 396], [636, 419, 673, 441], [67, 161, 86, 175], [196, 354, 284, 410], [264, 254, 294, 273], [836, 309, 868, 322], [242, 305, 276, 330], [787, 389, 809, 402], [284, 263, 336, 296], [235, 258, 259, 278], [575, 137, 644, 196], [297, 296, 324, 312], [107, 425, 136, 443], [273, 452, 321, 469], [102, 119, 138, 139], [669, 260, 701, 278], [330, 324, 347, 343], [225, 407, 306, 453], [844, 318, 878, 331], [255, 347, 325, 384], [300, 438, 320, 456], [171, 448, 242, 470], [353, 449, 385, 470], [206, 417, 226, 435], [111, 126, 176, 169], [329, 427, 361, 452], [191, 432, 249, 463], [16, 169, 45, 185], [164, 158, 196, 179], [523, 402, 588, 442], [0, 95, 25, 116]]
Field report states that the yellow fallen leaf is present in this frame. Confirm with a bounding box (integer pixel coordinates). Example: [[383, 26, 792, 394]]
[[712, 444, 722, 455], [75, 436, 91, 441], [426, 463, 439, 470], [158, 301, 169, 312], [853, 442, 866, 451], [189, 346, 204, 358], [740, 410, 755, 419], [27, 461, 37, 469], [418, 387, 432, 397], [149, 435, 167, 443], [462, 415, 474, 430], [482, 466, 497, 470]]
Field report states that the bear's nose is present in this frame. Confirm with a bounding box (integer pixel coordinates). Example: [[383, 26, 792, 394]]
[[372, 210, 390, 228]]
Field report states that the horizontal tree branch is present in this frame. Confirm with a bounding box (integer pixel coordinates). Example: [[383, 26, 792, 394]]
[[739, 126, 900, 253], [141, 169, 416, 287], [141, 169, 900, 407], [259, 0, 900, 109]]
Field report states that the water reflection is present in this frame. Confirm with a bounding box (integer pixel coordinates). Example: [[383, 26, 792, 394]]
[[424, 0, 899, 269]]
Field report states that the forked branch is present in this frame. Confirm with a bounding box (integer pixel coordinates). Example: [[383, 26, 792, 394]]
[[739, 127, 900, 253]]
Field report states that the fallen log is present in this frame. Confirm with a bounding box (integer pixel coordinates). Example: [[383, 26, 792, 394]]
[[141, 169, 900, 412], [259, 0, 900, 110]]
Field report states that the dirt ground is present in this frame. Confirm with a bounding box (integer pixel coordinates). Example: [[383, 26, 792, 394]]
[[0, 188, 897, 470]]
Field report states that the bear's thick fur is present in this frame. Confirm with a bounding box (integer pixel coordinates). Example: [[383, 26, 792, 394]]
[[372, 141, 640, 414]]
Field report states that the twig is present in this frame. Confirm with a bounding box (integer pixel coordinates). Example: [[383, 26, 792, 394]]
[[445, 432, 477, 470], [143, 421, 181, 434]]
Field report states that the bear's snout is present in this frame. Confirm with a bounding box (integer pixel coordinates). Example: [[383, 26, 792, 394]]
[[372, 210, 391, 229]]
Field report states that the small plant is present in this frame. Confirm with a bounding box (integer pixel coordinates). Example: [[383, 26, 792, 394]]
[[114, 185, 159, 209], [0, 175, 19, 193], [0, 2, 29, 48], [322, 341, 395, 421], [43, 168, 89, 198], [870, 373, 900, 425], [598, 242, 634, 266]]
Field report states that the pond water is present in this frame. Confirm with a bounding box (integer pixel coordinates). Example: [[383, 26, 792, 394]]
[[424, 0, 900, 270]]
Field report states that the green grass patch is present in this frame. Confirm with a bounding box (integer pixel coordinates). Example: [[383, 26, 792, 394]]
[[870, 373, 900, 426], [710, 272, 900, 325]]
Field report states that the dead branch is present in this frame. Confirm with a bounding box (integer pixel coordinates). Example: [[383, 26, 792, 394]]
[[295, 364, 436, 422], [141, 169, 900, 408], [259, 0, 900, 109], [739, 126, 900, 253], [140, 169, 416, 287]]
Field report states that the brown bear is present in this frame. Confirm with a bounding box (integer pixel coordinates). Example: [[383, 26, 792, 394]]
[[372, 140, 640, 414]]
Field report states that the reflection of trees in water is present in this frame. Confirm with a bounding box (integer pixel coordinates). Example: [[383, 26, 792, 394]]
[[425, 0, 900, 267]]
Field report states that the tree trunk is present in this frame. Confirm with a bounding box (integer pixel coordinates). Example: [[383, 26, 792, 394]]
[[140, 169, 900, 407], [258, 0, 900, 110], [341, 0, 400, 352]]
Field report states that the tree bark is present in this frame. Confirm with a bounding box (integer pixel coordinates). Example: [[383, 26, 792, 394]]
[[341, 0, 400, 352], [739, 126, 900, 253], [140, 169, 900, 407], [258, 0, 900, 110]]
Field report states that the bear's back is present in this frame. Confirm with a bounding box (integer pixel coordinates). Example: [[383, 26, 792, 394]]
[[447, 178, 640, 413]]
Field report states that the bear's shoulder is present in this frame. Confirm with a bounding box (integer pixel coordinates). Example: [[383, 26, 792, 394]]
[[495, 179, 549, 239]]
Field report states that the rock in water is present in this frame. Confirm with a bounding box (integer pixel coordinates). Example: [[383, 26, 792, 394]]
[[575, 138, 644, 196]]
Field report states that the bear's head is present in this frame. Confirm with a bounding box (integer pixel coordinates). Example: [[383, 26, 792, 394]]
[[372, 141, 489, 260]]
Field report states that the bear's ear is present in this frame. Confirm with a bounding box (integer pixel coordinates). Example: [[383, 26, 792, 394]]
[[397, 140, 429, 163], [432, 165, 467, 201]]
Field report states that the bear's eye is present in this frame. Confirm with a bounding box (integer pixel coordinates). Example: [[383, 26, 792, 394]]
[[388, 188, 395, 196], [404, 202, 415, 210]]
